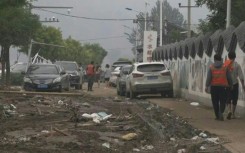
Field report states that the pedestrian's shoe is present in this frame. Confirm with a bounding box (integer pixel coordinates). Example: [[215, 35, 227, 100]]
[[227, 112, 232, 120]]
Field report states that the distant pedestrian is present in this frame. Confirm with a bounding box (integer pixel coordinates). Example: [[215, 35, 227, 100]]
[[95, 65, 102, 88], [224, 52, 245, 119], [104, 64, 111, 88], [205, 54, 232, 121], [86, 61, 95, 91]]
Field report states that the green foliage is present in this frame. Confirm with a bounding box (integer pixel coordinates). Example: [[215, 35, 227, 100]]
[[10, 73, 24, 86], [196, 0, 245, 33]]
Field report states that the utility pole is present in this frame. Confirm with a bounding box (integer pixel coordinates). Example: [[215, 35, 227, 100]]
[[226, 0, 231, 28], [179, 0, 198, 38], [145, 2, 150, 31], [160, 0, 163, 46], [133, 19, 138, 62]]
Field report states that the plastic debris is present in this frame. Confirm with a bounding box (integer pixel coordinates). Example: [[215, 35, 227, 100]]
[[102, 142, 110, 149], [41, 130, 50, 134], [206, 137, 219, 144], [199, 132, 207, 138], [10, 104, 17, 110], [170, 137, 176, 141], [141, 145, 154, 150], [190, 102, 199, 106], [200, 146, 206, 150], [121, 133, 137, 141], [58, 100, 64, 105], [82, 112, 112, 123], [191, 136, 199, 140], [177, 149, 186, 153], [133, 148, 140, 152]]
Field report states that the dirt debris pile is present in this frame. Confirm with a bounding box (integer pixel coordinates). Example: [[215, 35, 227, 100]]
[[0, 93, 231, 153]]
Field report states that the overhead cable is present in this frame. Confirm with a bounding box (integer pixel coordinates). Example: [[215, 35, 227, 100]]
[[34, 8, 134, 21]]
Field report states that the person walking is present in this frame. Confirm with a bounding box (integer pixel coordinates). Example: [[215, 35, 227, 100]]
[[86, 61, 95, 91], [224, 52, 245, 119], [205, 54, 232, 121], [104, 64, 111, 88], [95, 65, 102, 88]]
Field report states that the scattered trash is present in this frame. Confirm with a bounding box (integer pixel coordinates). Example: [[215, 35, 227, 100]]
[[113, 97, 122, 102], [177, 149, 186, 153], [200, 146, 206, 150], [58, 100, 64, 105], [191, 136, 199, 140], [102, 142, 110, 149], [170, 137, 176, 141], [190, 102, 199, 106], [81, 102, 90, 107], [141, 145, 154, 150], [10, 104, 16, 110], [206, 137, 219, 144], [199, 132, 207, 138], [121, 133, 137, 141], [18, 136, 30, 142], [133, 148, 140, 152], [41, 130, 50, 134], [82, 112, 112, 123]]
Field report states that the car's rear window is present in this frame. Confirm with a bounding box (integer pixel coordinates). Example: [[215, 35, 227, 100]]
[[56, 62, 78, 71], [137, 64, 165, 72], [28, 65, 58, 74]]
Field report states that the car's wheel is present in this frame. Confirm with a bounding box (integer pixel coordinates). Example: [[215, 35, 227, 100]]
[[75, 84, 80, 90], [59, 85, 63, 92], [65, 82, 70, 91], [119, 87, 125, 96], [167, 90, 174, 98], [129, 87, 136, 99], [126, 91, 130, 98]]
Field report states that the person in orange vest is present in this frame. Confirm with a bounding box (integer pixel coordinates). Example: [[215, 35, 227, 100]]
[[224, 52, 245, 119], [205, 54, 232, 121], [86, 61, 95, 91]]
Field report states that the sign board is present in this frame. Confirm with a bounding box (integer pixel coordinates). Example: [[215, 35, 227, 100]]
[[143, 31, 157, 62]]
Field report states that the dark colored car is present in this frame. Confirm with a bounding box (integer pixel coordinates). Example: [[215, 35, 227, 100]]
[[55, 61, 83, 89], [112, 61, 132, 71], [23, 64, 70, 92], [116, 65, 132, 96]]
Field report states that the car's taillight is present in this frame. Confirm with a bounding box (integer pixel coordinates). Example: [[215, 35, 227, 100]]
[[132, 73, 144, 78], [161, 71, 171, 76]]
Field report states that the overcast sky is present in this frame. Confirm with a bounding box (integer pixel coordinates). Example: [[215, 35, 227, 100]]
[[12, 0, 209, 66]]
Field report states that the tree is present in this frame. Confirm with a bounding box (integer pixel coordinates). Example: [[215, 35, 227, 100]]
[[20, 25, 64, 62], [196, 0, 245, 33], [0, 1, 41, 86], [127, 0, 185, 48]]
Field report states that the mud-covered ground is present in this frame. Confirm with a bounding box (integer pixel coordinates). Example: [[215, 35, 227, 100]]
[[0, 92, 231, 153]]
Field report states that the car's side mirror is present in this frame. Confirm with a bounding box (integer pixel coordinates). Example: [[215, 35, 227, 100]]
[[21, 71, 26, 75], [60, 71, 66, 75]]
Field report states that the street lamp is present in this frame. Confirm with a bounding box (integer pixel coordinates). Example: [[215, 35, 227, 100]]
[[125, 7, 146, 31]]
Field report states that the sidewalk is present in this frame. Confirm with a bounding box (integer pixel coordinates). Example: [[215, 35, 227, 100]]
[[149, 98, 245, 153], [84, 83, 245, 153]]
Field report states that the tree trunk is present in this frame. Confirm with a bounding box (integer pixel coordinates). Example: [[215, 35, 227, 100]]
[[1, 46, 6, 87], [5, 45, 10, 86]]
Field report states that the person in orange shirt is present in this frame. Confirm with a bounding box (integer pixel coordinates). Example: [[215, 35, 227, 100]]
[[205, 54, 232, 121], [86, 61, 95, 91], [224, 52, 245, 119]]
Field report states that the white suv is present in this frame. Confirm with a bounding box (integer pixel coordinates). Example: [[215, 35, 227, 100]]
[[125, 62, 173, 98]]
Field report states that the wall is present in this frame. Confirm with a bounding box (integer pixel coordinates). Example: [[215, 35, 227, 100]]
[[153, 22, 245, 116]]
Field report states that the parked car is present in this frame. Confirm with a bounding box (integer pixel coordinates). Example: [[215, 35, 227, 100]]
[[55, 61, 83, 89], [23, 63, 70, 92], [111, 61, 132, 71], [116, 65, 132, 96], [10, 62, 27, 73], [109, 66, 121, 87], [125, 62, 173, 99]]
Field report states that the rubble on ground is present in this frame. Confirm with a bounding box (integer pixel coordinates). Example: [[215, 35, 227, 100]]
[[0, 93, 231, 153]]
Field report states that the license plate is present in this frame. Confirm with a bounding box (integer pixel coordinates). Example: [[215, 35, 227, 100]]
[[147, 76, 158, 80], [37, 84, 48, 89]]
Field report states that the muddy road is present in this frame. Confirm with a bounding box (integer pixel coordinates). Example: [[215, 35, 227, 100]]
[[0, 88, 230, 153]]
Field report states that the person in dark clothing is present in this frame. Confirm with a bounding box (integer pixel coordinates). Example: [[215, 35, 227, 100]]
[[205, 54, 232, 121], [86, 61, 95, 91]]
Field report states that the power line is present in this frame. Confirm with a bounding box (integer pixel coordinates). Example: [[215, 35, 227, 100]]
[[80, 36, 126, 41], [34, 8, 134, 21]]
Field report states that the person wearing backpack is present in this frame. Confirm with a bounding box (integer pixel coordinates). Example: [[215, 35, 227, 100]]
[[224, 52, 245, 119]]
